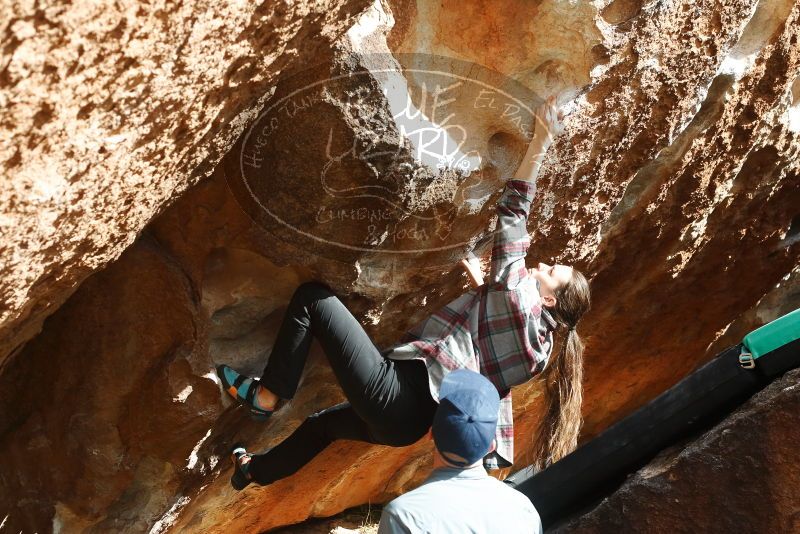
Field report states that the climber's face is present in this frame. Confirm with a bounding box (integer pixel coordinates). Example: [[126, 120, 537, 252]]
[[528, 262, 573, 308]]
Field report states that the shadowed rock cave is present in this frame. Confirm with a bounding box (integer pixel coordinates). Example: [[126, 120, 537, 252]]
[[1, 0, 799, 532]]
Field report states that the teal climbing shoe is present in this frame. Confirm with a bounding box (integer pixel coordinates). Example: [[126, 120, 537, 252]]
[[216, 364, 275, 421]]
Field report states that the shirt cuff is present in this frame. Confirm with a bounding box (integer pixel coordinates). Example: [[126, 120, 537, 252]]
[[505, 179, 536, 202]]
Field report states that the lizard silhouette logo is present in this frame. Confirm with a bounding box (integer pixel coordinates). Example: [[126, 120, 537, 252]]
[[225, 52, 543, 268]]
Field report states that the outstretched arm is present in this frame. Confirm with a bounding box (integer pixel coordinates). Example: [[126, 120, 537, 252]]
[[488, 97, 563, 290], [513, 95, 562, 183]]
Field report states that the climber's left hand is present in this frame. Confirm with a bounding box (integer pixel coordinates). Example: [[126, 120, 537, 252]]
[[533, 95, 565, 144]]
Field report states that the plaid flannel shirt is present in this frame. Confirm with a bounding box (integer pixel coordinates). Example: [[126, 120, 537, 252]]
[[383, 179, 556, 470]]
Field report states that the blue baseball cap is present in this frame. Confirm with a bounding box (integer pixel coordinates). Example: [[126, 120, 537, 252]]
[[432, 369, 500, 467]]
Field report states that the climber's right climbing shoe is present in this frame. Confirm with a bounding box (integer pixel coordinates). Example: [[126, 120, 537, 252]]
[[216, 364, 275, 421], [230, 444, 254, 491]]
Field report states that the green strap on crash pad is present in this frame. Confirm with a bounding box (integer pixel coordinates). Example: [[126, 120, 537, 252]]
[[742, 308, 800, 359]]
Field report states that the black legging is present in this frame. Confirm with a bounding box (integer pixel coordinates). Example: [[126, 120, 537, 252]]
[[248, 281, 437, 485]]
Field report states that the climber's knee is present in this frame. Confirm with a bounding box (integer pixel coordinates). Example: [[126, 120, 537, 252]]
[[291, 281, 334, 307]]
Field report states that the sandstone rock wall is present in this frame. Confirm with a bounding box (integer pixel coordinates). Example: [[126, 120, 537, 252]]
[[0, 0, 373, 370], [1, 0, 799, 532]]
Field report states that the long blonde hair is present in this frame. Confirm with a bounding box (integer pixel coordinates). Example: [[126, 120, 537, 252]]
[[530, 268, 591, 470]]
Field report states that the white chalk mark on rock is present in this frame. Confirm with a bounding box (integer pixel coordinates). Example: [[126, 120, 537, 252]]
[[172, 385, 193, 403], [148, 496, 191, 534], [186, 429, 212, 470]]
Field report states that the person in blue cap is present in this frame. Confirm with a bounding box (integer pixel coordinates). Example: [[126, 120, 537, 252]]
[[377, 369, 542, 534]]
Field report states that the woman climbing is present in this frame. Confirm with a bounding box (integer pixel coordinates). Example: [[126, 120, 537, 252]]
[[217, 95, 591, 490]]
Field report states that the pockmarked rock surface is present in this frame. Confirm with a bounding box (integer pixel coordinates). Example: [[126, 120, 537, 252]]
[[1, 0, 799, 532], [0, 0, 374, 370], [555, 368, 800, 533]]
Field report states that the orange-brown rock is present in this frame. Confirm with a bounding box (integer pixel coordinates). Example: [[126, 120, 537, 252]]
[[0, 0, 374, 370], [1, 0, 799, 532]]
